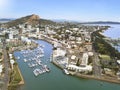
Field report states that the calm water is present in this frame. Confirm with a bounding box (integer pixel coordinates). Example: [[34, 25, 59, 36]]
[[104, 24, 120, 39], [14, 39, 120, 90], [104, 24, 120, 51]]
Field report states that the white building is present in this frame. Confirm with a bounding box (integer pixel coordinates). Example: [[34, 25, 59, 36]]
[[21, 36, 32, 45], [10, 59, 15, 70], [36, 28, 39, 33], [76, 37, 82, 44], [72, 28, 79, 31], [67, 64, 92, 72], [9, 33, 13, 39], [27, 25, 32, 30], [53, 48, 66, 57], [0, 65, 3, 76], [81, 53, 89, 66], [0, 38, 1, 43], [53, 42, 62, 48], [117, 60, 120, 65], [9, 54, 13, 59]]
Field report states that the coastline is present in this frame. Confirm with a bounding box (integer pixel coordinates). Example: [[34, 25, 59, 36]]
[[17, 65, 24, 85], [73, 72, 120, 84]]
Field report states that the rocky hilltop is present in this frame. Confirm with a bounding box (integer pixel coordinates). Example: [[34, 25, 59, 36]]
[[4, 14, 55, 27], [5, 14, 40, 27], [26, 14, 40, 25]]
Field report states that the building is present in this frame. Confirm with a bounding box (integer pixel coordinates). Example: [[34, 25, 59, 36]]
[[0, 65, 3, 76], [21, 36, 32, 45], [53, 48, 66, 58], [67, 64, 92, 72], [81, 53, 89, 66]]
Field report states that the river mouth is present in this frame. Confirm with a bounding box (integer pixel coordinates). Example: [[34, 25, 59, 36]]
[[14, 40, 120, 90]]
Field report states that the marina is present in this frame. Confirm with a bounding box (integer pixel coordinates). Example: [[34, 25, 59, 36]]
[[16, 40, 50, 77], [14, 39, 120, 90]]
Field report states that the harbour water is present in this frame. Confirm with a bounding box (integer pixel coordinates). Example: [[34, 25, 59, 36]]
[[14, 36, 120, 90]]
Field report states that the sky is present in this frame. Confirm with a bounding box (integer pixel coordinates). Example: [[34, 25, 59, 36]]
[[0, 0, 120, 21]]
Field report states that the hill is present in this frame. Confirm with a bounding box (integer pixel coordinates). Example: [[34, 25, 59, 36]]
[[4, 14, 56, 27], [39, 18, 56, 25], [79, 21, 120, 24], [0, 18, 13, 23]]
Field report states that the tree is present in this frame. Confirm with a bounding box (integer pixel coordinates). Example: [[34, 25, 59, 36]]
[[76, 58, 80, 66], [6, 46, 9, 51], [0, 52, 2, 59], [5, 33, 9, 39]]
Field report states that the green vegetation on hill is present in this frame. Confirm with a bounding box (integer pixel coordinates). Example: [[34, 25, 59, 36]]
[[4, 14, 56, 28], [39, 19, 56, 25], [5, 14, 39, 27]]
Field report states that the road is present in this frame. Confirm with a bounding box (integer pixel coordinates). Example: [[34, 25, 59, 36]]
[[2, 40, 10, 90], [93, 52, 101, 78], [91, 35, 102, 78]]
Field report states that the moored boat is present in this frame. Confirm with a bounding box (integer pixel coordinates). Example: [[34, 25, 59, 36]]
[[63, 69, 69, 75]]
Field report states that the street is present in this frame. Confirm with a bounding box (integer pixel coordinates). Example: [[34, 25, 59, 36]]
[[2, 40, 10, 90], [93, 51, 102, 78]]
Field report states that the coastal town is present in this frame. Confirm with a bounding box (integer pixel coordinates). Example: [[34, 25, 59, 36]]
[[0, 14, 120, 90]]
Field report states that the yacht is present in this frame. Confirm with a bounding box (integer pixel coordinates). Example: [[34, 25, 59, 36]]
[[63, 69, 69, 75]]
